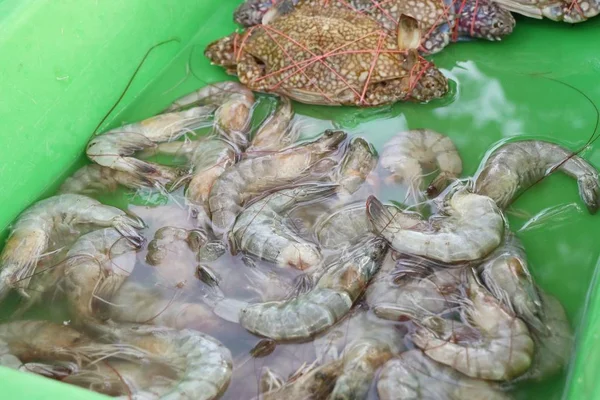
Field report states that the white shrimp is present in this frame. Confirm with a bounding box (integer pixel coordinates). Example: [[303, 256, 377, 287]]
[[410, 269, 534, 381], [246, 95, 299, 154], [165, 81, 255, 149], [231, 184, 336, 270], [331, 136, 378, 201], [367, 188, 505, 263], [88, 322, 233, 400], [86, 106, 214, 187], [208, 129, 347, 232], [377, 350, 511, 400], [63, 228, 140, 325], [0, 194, 144, 301], [380, 129, 462, 202]]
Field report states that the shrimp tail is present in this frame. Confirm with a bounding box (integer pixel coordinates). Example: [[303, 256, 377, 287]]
[[112, 216, 146, 248], [202, 287, 247, 323], [577, 175, 600, 214], [366, 196, 395, 236]]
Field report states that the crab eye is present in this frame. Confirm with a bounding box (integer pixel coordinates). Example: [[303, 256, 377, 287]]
[[493, 21, 504, 28]]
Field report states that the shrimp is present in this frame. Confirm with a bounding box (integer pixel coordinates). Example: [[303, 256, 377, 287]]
[[165, 81, 255, 149], [109, 282, 218, 331], [237, 237, 387, 340], [0, 194, 144, 301], [377, 350, 511, 400], [366, 254, 463, 321], [87, 322, 233, 400], [367, 189, 505, 263], [146, 226, 207, 286], [478, 233, 545, 333], [209, 129, 347, 232], [380, 129, 462, 201], [474, 140, 600, 214], [247, 96, 299, 154], [63, 228, 140, 325], [86, 106, 215, 187], [331, 137, 378, 201], [410, 269, 534, 381], [231, 184, 336, 270], [315, 311, 404, 399], [521, 290, 573, 381], [150, 137, 238, 215], [314, 202, 398, 249], [259, 359, 343, 400], [0, 320, 150, 368], [58, 164, 155, 195]]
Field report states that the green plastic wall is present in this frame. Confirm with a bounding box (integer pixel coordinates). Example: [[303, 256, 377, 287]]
[[0, 0, 599, 398]]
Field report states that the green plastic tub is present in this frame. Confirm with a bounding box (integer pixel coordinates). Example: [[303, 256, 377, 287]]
[[1, 0, 599, 398]]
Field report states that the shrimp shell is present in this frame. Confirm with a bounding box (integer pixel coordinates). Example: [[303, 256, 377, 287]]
[[367, 190, 504, 263], [59, 164, 154, 195], [247, 95, 299, 154], [474, 140, 600, 214]]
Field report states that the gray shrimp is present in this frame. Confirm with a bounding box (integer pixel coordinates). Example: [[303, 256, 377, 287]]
[[367, 189, 505, 263], [165, 81, 255, 149], [377, 350, 511, 400], [380, 129, 462, 201], [478, 232, 545, 333], [238, 237, 388, 340], [331, 137, 378, 201], [246, 95, 299, 155], [231, 184, 336, 270], [88, 322, 233, 400], [209, 129, 347, 232], [409, 269, 534, 381], [58, 164, 155, 195], [474, 140, 600, 214], [0, 194, 144, 301], [86, 106, 214, 187]]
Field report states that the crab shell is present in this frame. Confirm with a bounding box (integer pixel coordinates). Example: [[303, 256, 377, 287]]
[[207, 1, 448, 106]]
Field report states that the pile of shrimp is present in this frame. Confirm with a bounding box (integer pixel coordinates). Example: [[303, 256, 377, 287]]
[[0, 80, 596, 400]]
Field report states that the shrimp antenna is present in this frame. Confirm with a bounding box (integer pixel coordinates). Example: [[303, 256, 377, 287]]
[[92, 37, 181, 135], [512, 77, 599, 203]]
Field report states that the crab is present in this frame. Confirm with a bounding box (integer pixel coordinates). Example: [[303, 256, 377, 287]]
[[205, 0, 448, 106], [234, 0, 515, 54], [492, 0, 598, 22]]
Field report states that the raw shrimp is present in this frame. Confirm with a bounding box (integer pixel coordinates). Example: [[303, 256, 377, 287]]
[[238, 237, 387, 340], [86, 106, 214, 187], [315, 311, 404, 399], [247, 96, 299, 154], [63, 228, 140, 325], [231, 184, 336, 270], [479, 233, 544, 332], [522, 290, 573, 381], [259, 359, 343, 400], [208, 129, 346, 232], [109, 282, 218, 331], [331, 137, 378, 200], [0, 194, 144, 301], [150, 137, 238, 214], [314, 202, 372, 249], [380, 129, 462, 201], [58, 164, 154, 195], [367, 189, 505, 263], [366, 254, 463, 321], [410, 270, 534, 381], [377, 350, 511, 400], [474, 140, 600, 214], [88, 322, 233, 400], [165, 81, 255, 148]]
